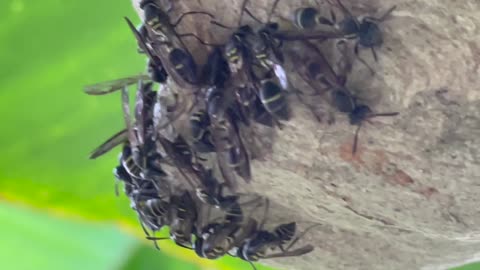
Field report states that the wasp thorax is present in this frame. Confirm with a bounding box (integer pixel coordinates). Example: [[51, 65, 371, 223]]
[[333, 89, 356, 113], [349, 104, 372, 125], [339, 17, 360, 36], [359, 21, 383, 47], [168, 48, 197, 83]]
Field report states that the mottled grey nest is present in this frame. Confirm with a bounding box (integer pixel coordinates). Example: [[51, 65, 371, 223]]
[[131, 0, 480, 269]]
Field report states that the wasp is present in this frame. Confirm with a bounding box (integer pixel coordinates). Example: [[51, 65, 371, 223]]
[[206, 87, 252, 187], [234, 222, 320, 269], [117, 142, 168, 191], [119, 143, 143, 181], [134, 0, 218, 88], [194, 197, 268, 260], [332, 90, 399, 154], [189, 49, 232, 153], [237, 0, 286, 80], [258, 77, 291, 123], [147, 191, 199, 250], [89, 128, 128, 159], [287, 37, 398, 153], [211, 1, 296, 127], [193, 197, 268, 260], [85, 78, 176, 186], [84, 71, 190, 162], [113, 164, 135, 197], [208, 17, 275, 127], [194, 167, 260, 225], [292, 0, 397, 74], [155, 134, 198, 190], [84, 76, 151, 164], [190, 109, 215, 153], [83, 75, 150, 96], [138, 197, 171, 232], [194, 218, 258, 260], [130, 179, 172, 250], [124, 18, 169, 84]]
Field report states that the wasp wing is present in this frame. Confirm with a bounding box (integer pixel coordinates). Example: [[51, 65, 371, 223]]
[[89, 129, 128, 159], [134, 80, 147, 146], [83, 75, 149, 95], [228, 110, 252, 182], [211, 128, 239, 191], [273, 29, 343, 41], [124, 17, 161, 66], [121, 85, 139, 148], [229, 218, 258, 250], [147, 35, 198, 90], [262, 244, 314, 259], [287, 40, 340, 94]]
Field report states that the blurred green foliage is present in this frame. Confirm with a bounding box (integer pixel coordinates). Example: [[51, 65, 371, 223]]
[[0, 0, 271, 269], [0, 0, 478, 269]]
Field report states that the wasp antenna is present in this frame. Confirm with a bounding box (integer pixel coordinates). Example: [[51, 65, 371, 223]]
[[149, 232, 161, 250], [138, 217, 151, 237], [370, 112, 399, 118], [146, 236, 170, 240], [371, 47, 378, 62], [285, 223, 323, 251], [210, 20, 236, 30], [238, 0, 249, 26], [258, 198, 270, 230], [377, 5, 397, 22], [352, 124, 362, 155], [124, 16, 133, 25], [354, 42, 375, 75], [267, 0, 281, 23], [172, 11, 215, 28], [334, 0, 360, 27], [249, 261, 257, 270], [244, 7, 263, 24], [178, 33, 223, 47]]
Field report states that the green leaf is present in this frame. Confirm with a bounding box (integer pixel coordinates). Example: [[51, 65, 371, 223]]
[[0, 1, 272, 269], [0, 202, 137, 270]]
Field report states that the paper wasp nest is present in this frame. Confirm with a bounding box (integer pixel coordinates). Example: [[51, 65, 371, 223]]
[[131, 0, 480, 269]]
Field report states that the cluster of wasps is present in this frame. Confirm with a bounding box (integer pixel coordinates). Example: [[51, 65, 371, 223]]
[[84, 0, 399, 268]]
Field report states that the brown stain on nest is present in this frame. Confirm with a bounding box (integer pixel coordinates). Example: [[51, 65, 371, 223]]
[[415, 187, 439, 199], [338, 141, 439, 199], [391, 169, 415, 186]]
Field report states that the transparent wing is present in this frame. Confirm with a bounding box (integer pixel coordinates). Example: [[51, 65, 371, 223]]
[[124, 17, 161, 66], [286, 40, 340, 94], [273, 29, 343, 41], [83, 75, 149, 95], [210, 119, 239, 191], [134, 81, 146, 146], [89, 129, 128, 159], [121, 85, 139, 148], [262, 244, 314, 259]]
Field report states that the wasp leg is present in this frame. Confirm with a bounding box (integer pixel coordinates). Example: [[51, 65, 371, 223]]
[[172, 11, 215, 27], [353, 41, 375, 75]]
